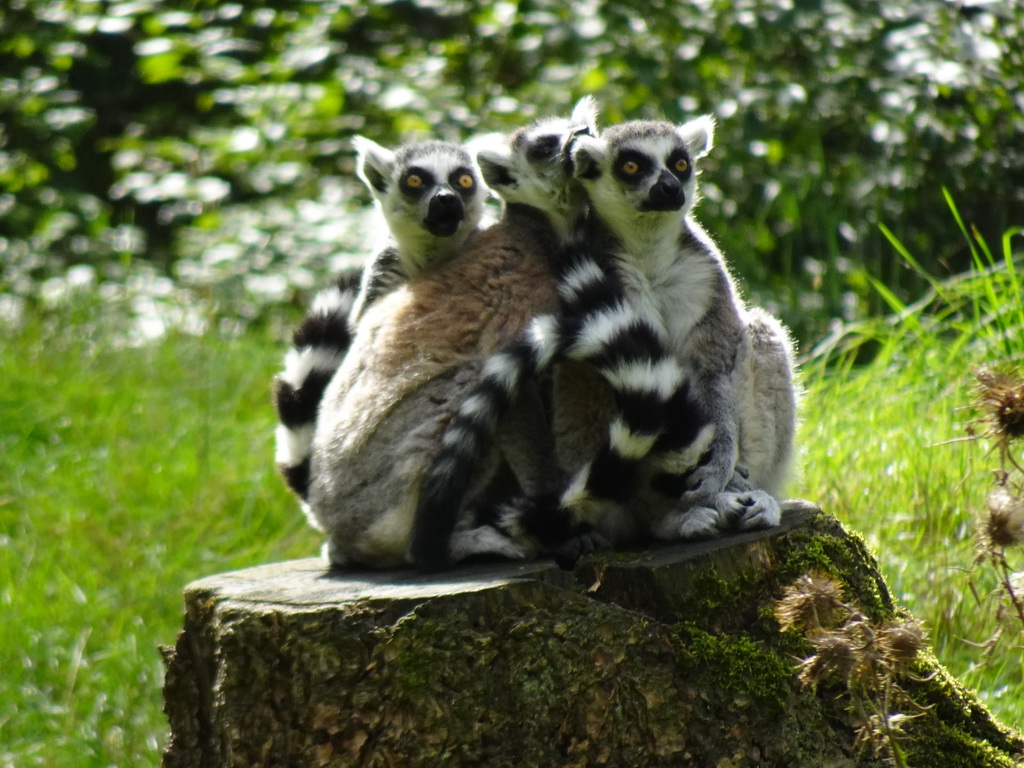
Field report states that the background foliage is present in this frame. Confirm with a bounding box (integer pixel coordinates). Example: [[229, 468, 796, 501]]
[[2, 0, 1022, 340], [2, 1, 1024, 765]]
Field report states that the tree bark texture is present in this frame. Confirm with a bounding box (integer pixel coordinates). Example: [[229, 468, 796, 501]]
[[162, 502, 1023, 767]]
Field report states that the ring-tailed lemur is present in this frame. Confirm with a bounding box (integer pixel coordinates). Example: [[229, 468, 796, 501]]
[[415, 116, 797, 549], [272, 138, 488, 503], [567, 117, 798, 541], [306, 99, 606, 568]]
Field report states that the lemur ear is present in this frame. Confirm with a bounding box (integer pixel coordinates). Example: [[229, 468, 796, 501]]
[[570, 96, 599, 137], [677, 115, 715, 160], [475, 146, 518, 191], [352, 136, 395, 195], [571, 135, 606, 180]]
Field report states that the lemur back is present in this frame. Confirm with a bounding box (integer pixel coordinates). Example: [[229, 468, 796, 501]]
[[306, 99, 602, 568], [272, 138, 487, 503]]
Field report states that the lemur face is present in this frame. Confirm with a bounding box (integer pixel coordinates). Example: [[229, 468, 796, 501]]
[[572, 116, 714, 222], [353, 138, 486, 239], [473, 97, 599, 220]]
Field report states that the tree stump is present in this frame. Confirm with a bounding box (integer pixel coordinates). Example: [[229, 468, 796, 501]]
[[162, 502, 1023, 767]]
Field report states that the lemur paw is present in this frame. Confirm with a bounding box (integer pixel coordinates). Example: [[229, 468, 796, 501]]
[[678, 461, 733, 511], [716, 490, 781, 531], [449, 525, 533, 563], [679, 485, 724, 513], [651, 506, 721, 541], [678, 506, 724, 538]]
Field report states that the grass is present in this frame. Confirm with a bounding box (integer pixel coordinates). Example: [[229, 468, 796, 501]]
[[799, 212, 1024, 724], [1, 217, 1022, 764], [0, 299, 321, 766]]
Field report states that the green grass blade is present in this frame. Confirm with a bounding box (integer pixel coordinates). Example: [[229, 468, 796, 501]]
[[943, 187, 983, 269], [972, 224, 996, 268], [878, 222, 952, 304], [1002, 227, 1023, 308], [866, 275, 927, 341]]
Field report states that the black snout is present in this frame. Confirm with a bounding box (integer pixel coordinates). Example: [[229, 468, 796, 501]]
[[423, 191, 465, 237], [644, 170, 685, 212]]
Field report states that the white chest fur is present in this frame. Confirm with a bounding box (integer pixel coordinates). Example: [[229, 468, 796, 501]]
[[613, 222, 718, 357]]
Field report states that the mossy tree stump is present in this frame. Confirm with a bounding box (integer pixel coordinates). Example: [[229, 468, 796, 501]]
[[162, 502, 1023, 767]]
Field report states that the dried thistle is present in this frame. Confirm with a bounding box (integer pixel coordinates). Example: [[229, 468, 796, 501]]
[[972, 366, 1024, 464], [877, 619, 926, 671], [777, 574, 922, 768], [797, 628, 858, 689], [794, 610, 889, 693], [841, 615, 885, 693], [774, 571, 849, 633], [962, 363, 1024, 663], [978, 484, 1024, 550]]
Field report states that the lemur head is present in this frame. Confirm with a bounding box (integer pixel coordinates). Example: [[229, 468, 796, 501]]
[[473, 97, 599, 232], [352, 138, 486, 264], [571, 116, 714, 229]]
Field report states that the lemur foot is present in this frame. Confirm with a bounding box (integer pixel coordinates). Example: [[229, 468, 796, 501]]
[[322, 540, 350, 569], [716, 490, 781, 531], [449, 525, 533, 563], [488, 494, 610, 568], [651, 506, 722, 541]]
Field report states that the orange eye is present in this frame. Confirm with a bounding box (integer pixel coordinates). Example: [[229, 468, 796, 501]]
[[674, 158, 689, 173], [405, 174, 423, 188], [458, 174, 474, 188], [622, 160, 639, 174]]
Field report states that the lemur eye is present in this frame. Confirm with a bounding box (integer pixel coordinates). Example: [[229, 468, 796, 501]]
[[674, 158, 689, 173], [622, 160, 639, 174], [458, 174, 474, 188], [405, 174, 423, 188]]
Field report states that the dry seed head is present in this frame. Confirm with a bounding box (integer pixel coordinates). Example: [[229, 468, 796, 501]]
[[979, 485, 1024, 549], [841, 616, 885, 691], [775, 571, 849, 633], [798, 629, 858, 689], [973, 366, 1024, 442], [877, 619, 926, 670]]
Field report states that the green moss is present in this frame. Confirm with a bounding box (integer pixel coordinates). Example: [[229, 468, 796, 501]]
[[905, 653, 1024, 758], [379, 614, 448, 695], [674, 624, 793, 714], [519, 664, 558, 705], [681, 564, 763, 629], [904, 713, 1022, 768], [776, 513, 895, 622]]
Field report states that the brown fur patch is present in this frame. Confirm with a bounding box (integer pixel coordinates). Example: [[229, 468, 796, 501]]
[[323, 211, 562, 454]]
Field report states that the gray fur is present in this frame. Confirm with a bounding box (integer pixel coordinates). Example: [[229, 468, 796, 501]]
[[566, 117, 798, 542], [306, 101, 600, 567], [312, 364, 495, 566], [273, 138, 488, 500]]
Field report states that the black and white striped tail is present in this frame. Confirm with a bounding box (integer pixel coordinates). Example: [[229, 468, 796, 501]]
[[409, 237, 707, 568], [409, 324, 559, 569], [273, 272, 361, 500]]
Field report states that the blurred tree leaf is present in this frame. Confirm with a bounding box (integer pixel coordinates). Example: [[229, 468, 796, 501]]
[[1, 0, 1021, 341]]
